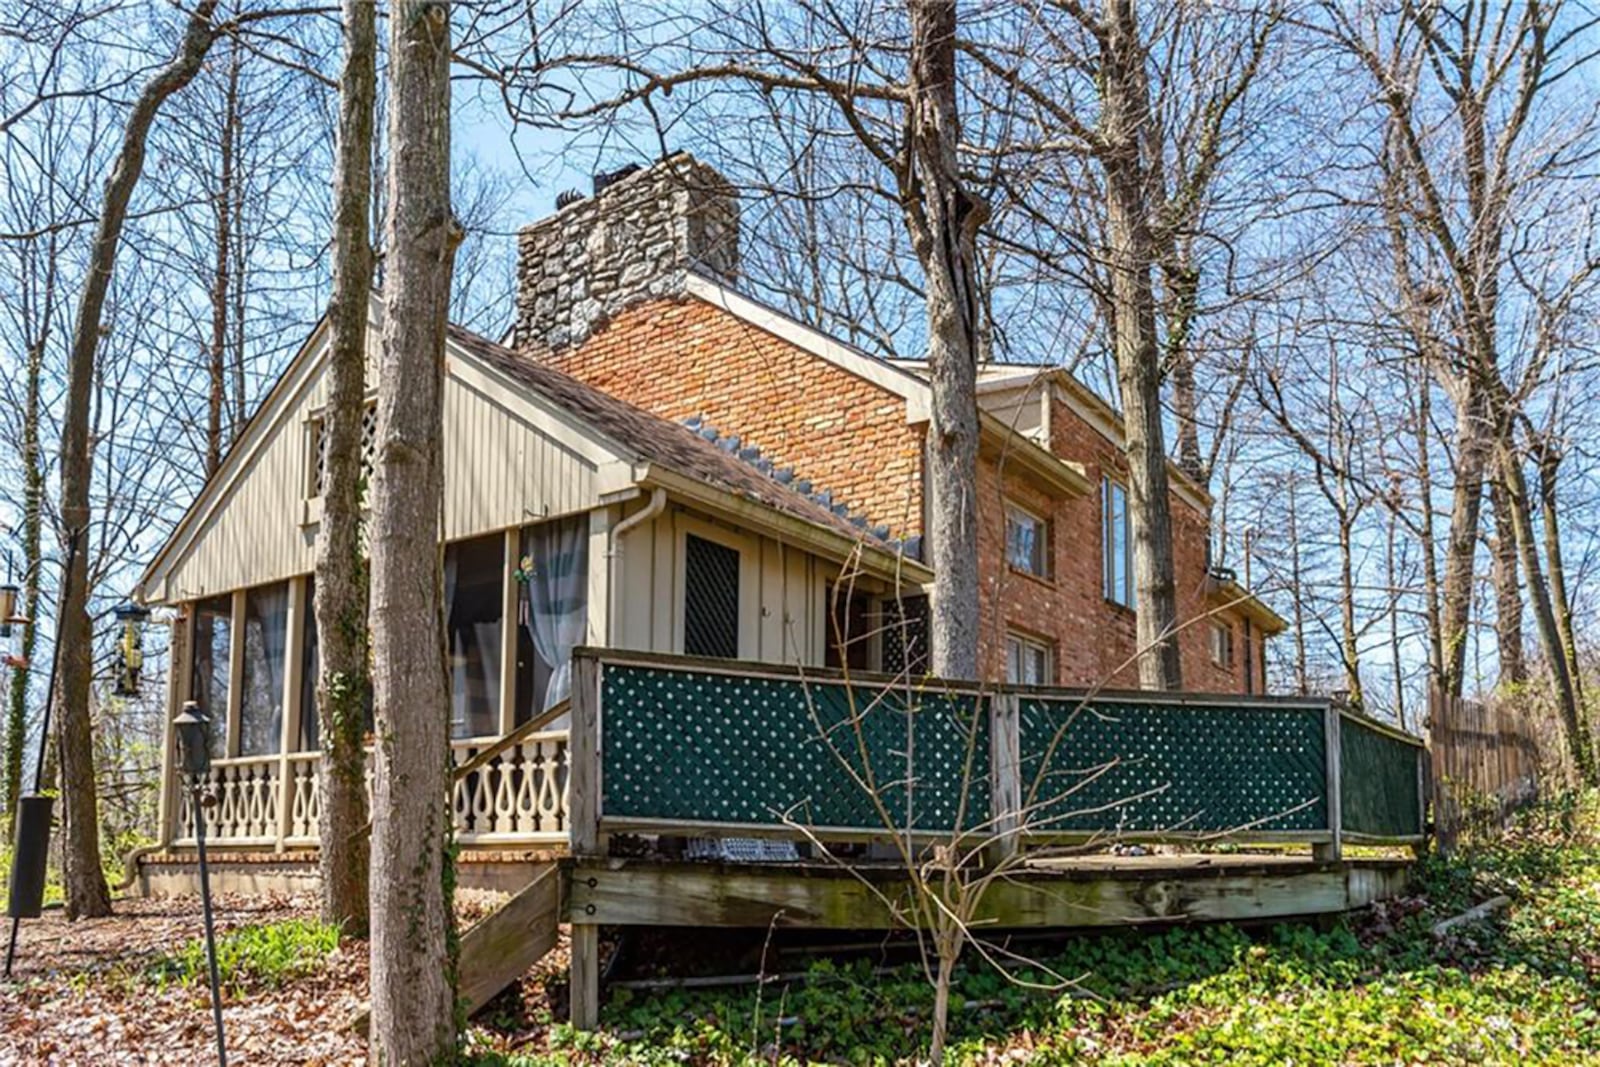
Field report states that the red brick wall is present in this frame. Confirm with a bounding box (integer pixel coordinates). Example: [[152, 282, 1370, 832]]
[[536, 297, 925, 538], [534, 293, 1263, 694]]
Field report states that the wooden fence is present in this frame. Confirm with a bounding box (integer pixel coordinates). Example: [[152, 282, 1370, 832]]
[[1428, 688, 1543, 849]]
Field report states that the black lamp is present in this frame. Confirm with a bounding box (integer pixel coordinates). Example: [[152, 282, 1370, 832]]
[[113, 601, 151, 697], [173, 699, 227, 1066]]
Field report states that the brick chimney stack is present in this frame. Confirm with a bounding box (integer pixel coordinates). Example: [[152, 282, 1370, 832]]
[[513, 153, 740, 352]]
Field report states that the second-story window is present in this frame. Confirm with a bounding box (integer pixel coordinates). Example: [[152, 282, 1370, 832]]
[[1210, 620, 1235, 670], [309, 401, 378, 498], [1005, 631, 1053, 686], [1005, 503, 1049, 579], [1102, 477, 1135, 608]]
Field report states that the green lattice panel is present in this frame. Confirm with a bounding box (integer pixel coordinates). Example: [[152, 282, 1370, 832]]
[[1340, 715, 1423, 839], [600, 664, 990, 833], [1016, 697, 1328, 834]]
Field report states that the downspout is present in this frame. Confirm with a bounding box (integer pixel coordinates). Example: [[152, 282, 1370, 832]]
[[606, 488, 667, 647]]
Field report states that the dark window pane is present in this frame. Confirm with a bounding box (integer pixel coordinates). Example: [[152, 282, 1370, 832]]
[[446, 533, 505, 739], [825, 584, 872, 671], [189, 595, 231, 757], [684, 534, 740, 659], [240, 583, 290, 756], [881, 594, 930, 677]]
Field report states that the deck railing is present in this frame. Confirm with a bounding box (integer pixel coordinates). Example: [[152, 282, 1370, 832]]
[[172, 730, 571, 851], [569, 648, 1428, 859]]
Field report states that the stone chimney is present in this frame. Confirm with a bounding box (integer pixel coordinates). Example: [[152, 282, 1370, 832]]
[[513, 153, 740, 352]]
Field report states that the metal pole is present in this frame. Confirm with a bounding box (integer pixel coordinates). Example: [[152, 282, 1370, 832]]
[[3, 916, 18, 977], [192, 781, 227, 1067]]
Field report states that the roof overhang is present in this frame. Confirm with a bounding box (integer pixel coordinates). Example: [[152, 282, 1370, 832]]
[[1206, 577, 1288, 636], [639, 465, 934, 588]]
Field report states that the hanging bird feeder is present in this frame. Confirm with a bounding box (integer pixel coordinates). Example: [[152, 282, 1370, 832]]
[[114, 601, 151, 697]]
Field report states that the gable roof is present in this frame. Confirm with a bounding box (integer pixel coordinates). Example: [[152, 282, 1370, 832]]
[[446, 326, 915, 554]]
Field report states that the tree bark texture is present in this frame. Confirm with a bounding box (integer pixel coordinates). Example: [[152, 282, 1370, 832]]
[[1487, 477, 1526, 687], [314, 0, 378, 939], [1534, 439, 1583, 706], [904, 0, 985, 680], [367, 2, 460, 1061], [1100, 0, 1182, 689], [206, 34, 242, 476], [1437, 387, 1486, 701], [56, 0, 221, 920]]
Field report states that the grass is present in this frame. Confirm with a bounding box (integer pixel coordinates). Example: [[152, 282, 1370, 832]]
[[148, 917, 341, 994], [469, 790, 1600, 1065]]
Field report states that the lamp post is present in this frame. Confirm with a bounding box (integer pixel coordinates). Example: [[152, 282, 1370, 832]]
[[174, 701, 227, 1067]]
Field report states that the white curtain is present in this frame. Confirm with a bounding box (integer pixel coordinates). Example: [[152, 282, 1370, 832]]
[[240, 583, 289, 756], [523, 516, 589, 720]]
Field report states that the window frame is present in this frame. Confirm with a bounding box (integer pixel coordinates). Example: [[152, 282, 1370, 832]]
[[1210, 620, 1235, 670], [676, 517, 752, 661], [1004, 630, 1055, 687], [1101, 476, 1135, 609], [1004, 501, 1051, 581]]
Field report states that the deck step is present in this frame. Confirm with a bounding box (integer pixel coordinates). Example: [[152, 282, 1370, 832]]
[[351, 861, 564, 1033], [456, 861, 563, 1014]]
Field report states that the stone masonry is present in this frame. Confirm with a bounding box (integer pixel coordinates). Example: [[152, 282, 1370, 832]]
[[513, 153, 740, 352]]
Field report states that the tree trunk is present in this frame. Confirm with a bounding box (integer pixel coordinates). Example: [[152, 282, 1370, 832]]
[[1438, 386, 1486, 700], [367, 2, 460, 1061], [56, 0, 221, 921], [1100, 0, 1181, 689], [206, 34, 240, 476], [315, 0, 378, 937], [1534, 437, 1583, 706], [1492, 436, 1596, 785], [904, 0, 985, 681], [1161, 255, 1205, 486], [1487, 477, 1526, 688]]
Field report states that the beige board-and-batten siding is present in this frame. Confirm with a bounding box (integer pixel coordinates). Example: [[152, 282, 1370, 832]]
[[144, 312, 621, 604], [612, 498, 829, 666]]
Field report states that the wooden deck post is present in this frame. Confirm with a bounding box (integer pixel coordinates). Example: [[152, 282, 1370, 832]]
[[569, 653, 600, 856], [277, 577, 308, 852], [987, 692, 1021, 868], [1314, 704, 1342, 862], [570, 921, 600, 1029], [155, 609, 191, 847]]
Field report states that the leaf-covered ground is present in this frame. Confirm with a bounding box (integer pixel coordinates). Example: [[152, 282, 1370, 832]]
[[3, 793, 1597, 1064]]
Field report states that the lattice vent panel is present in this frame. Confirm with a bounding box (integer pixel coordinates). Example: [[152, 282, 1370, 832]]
[[600, 663, 989, 834]]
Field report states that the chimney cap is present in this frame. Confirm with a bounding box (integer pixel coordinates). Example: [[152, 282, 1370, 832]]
[[592, 163, 643, 196]]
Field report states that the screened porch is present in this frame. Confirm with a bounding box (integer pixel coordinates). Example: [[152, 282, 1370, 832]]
[[161, 513, 593, 853]]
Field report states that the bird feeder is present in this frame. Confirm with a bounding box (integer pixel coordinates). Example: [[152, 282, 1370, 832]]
[[0, 581, 21, 639], [113, 601, 151, 697]]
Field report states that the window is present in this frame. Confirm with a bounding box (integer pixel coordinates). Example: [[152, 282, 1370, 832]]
[[1005, 632, 1053, 686], [514, 516, 589, 723], [683, 533, 740, 659], [446, 533, 505, 739], [297, 578, 374, 750], [881, 594, 930, 678], [1102, 477, 1134, 608], [239, 583, 290, 756], [309, 401, 378, 497], [1210, 621, 1235, 670], [189, 595, 232, 757], [1005, 504, 1049, 579], [825, 584, 873, 672]]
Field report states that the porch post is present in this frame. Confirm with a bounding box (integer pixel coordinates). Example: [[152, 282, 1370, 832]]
[[568, 652, 600, 856], [277, 576, 308, 851], [226, 590, 246, 757], [1315, 704, 1342, 862], [499, 527, 519, 736], [155, 607, 192, 846], [987, 692, 1022, 867]]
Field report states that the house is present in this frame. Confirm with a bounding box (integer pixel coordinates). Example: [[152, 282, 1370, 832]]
[[133, 151, 1282, 869], [511, 153, 1285, 693]]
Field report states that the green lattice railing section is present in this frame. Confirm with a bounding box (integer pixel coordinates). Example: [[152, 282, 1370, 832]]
[[599, 663, 989, 834], [1016, 696, 1329, 835], [585, 655, 1426, 846], [1340, 713, 1425, 839]]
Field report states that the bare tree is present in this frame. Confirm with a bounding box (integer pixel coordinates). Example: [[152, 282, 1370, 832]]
[[366, 0, 462, 1060], [313, 0, 376, 937]]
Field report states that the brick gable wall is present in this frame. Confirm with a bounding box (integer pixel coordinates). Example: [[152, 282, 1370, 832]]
[[535, 292, 1265, 694]]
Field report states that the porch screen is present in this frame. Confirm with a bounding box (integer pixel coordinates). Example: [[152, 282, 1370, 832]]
[[516, 515, 588, 723], [446, 533, 504, 738], [189, 595, 231, 757], [239, 582, 289, 756], [298, 577, 374, 751]]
